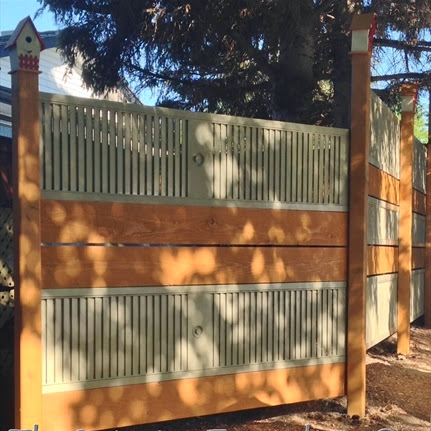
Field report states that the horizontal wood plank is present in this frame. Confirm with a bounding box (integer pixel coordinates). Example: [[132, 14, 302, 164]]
[[367, 246, 398, 276], [368, 164, 399, 205], [413, 189, 426, 215], [41, 199, 348, 246], [412, 247, 425, 269], [42, 362, 345, 431], [41, 245, 347, 288]]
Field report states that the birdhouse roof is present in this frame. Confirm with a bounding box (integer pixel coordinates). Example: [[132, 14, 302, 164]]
[[4, 16, 46, 51]]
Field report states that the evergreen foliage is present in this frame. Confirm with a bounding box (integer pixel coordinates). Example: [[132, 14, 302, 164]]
[[38, 0, 431, 127]]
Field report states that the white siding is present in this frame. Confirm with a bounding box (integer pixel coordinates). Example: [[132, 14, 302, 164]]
[[1, 49, 95, 98], [0, 47, 136, 116]]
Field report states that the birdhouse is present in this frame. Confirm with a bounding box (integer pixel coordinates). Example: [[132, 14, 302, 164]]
[[4, 16, 46, 72]]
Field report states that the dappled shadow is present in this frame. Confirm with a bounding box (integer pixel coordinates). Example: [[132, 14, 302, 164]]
[[8, 65, 45, 431], [15, 85, 427, 431], [366, 91, 401, 352], [369, 91, 400, 179], [366, 89, 427, 351], [36, 109, 350, 429], [40, 192, 348, 429], [42, 362, 346, 430], [365, 274, 398, 349]]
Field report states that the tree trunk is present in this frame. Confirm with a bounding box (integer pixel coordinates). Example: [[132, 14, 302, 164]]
[[332, 34, 351, 128], [331, 0, 362, 128], [271, 0, 316, 123]]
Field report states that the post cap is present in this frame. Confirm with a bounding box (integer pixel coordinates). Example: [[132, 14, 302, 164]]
[[350, 13, 376, 53], [350, 14, 376, 31], [5, 16, 46, 72], [400, 83, 419, 97], [400, 83, 418, 112]]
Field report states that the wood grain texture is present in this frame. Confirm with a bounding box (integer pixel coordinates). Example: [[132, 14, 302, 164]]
[[398, 98, 415, 356], [347, 47, 372, 418], [368, 164, 399, 205], [412, 247, 425, 269], [367, 246, 398, 276], [426, 132, 431, 328], [41, 245, 347, 288], [42, 363, 345, 431], [413, 189, 426, 216], [40, 199, 348, 246], [12, 70, 43, 430]]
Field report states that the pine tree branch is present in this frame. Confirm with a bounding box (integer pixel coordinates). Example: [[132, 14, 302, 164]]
[[128, 63, 269, 91], [314, 0, 336, 15], [374, 38, 431, 52], [371, 72, 431, 82]]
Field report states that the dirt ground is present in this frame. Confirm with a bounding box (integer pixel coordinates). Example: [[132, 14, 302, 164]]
[[132, 321, 431, 431]]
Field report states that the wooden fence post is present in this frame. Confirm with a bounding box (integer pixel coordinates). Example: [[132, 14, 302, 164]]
[[425, 90, 431, 328], [5, 17, 45, 429], [347, 13, 375, 418], [398, 84, 417, 352]]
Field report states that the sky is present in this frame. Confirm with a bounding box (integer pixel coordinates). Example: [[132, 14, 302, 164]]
[[0, 0, 58, 33]]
